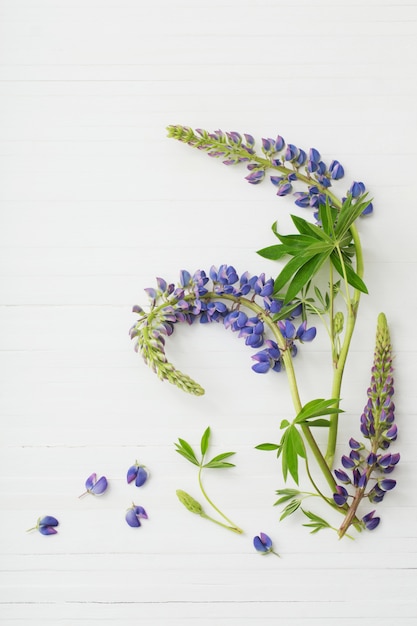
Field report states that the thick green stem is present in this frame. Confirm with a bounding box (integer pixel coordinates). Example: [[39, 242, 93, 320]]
[[325, 224, 364, 467]]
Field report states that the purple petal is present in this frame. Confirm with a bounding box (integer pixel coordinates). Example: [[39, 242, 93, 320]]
[[125, 509, 141, 527], [253, 533, 272, 552], [334, 469, 351, 484], [127, 465, 138, 484], [39, 516, 59, 527], [252, 361, 270, 374], [90, 476, 108, 495], [135, 467, 148, 487], [379, 479, 396, 491], [134, 505, 148, 519], [85, 473, 97, 490], [39, 525, 58, 535], [259, 532, 272, 548]]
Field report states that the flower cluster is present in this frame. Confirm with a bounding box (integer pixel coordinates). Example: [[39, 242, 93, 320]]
[[332, 313, 399, 536], [130, 265, 317, 394], [167, 125, 373, 216]]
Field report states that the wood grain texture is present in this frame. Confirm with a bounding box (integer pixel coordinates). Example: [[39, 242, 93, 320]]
[[1, 0, 416, 623]]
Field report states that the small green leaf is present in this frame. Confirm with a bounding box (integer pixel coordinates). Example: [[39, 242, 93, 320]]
[[300, 418, 331, 427], [280, 419, 290, 429], [274, 488, 302, 505], [175, 439, 200, 466], [281, 425, 306, 485], [279, 499, 301, 521], [291, 214, 333, 242], [330, 252, 368, 294], [257, 244, 288, 260], [255, 443, 280, 451], [200, 426, 211, 457], [294, 398, 342, 423], [301, 508, 332, 534], [203, 461, 235, 469], [203, 451, 236, 466]]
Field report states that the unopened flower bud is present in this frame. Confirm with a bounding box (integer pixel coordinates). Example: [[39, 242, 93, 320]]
[[176, 490, 204, 515]]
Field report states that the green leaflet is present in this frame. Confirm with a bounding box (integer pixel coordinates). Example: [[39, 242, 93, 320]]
[[294, 398, 342, 424], [301, 509, 333, 534], [280, 424, 306, 485]]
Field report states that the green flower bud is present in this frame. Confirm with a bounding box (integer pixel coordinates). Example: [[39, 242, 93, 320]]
[[334, 311, 344, 335], [176, 490, 204, 515]]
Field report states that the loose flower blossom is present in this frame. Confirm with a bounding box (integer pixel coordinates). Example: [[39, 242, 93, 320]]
[[79, 473, 108, 498], [253, 532, 280, 557], [27, 515, 59, 535], [127, 461, 149, 487], [125, 503, 148, 527]]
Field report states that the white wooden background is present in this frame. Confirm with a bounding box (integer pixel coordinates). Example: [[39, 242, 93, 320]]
[[1, 0, 416, 624]]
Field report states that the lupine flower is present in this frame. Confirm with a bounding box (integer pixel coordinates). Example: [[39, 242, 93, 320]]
[[252, 339, 282, 373], [253, 532, 280, 557], [362, 510, 380, 531], [79, 473, 108, 498], [27, 515, 59, 535], [329, 160, 345, 180], [335, 314, 399, 537], [125, 503, 148, 527], [333, 485, 349, 506], [127, 461, 149, 487]]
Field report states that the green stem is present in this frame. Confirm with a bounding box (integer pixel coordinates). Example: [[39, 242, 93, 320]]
[[198, 466, 243, 534], [325, 224, 364, 467]]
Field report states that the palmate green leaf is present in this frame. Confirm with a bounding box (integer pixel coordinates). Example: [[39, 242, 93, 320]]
[[294, 398, 342, 424], [330, 251, 368, 294], [200, 426, 211, 457], [175, 438, 200, 466]]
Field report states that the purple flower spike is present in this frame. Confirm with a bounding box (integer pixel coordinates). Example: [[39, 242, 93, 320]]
[[127, 461, 149, 487], [126, 503, 148, 527], [253, 532, 279, 556], [27, 515, 59, 535], [79, 473, 108, 497]]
